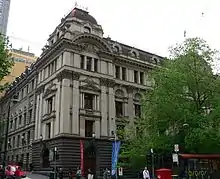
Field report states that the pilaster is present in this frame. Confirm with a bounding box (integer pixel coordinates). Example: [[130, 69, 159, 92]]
[[34, 94, 40, 140], [100, 78, 108, 137], [55, 81, 61, 136], [72, 78, 80, 135]]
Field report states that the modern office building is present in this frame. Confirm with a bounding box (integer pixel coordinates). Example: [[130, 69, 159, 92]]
[[0, 7, 162, 175], [0, 0, 10, 35], [0, 48, 37, 96]]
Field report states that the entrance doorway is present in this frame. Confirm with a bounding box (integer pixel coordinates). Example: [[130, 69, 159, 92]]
[[42, 148, 50, 168], [84, 140, 96, 176]]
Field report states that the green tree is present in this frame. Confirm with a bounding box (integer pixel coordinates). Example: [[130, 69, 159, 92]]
[[0, 35, 14, 91], [124, 37, 220, 168]]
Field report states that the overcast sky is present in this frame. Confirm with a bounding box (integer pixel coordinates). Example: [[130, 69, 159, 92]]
[[6, 0, 220, 71]]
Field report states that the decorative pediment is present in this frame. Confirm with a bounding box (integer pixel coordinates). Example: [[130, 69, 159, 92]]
[[80, 78, 100, 92], [43, 83, 57, 98], [72, 34, 113, 53]]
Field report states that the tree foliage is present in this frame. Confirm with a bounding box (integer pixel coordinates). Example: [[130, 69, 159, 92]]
[[123, 38, 220, 168], [0, 35, 14, 91]]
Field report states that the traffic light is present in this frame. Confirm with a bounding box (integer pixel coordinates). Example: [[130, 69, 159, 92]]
[[146, 153, 152, 167]]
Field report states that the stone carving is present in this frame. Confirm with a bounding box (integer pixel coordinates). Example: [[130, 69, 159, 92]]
[[115, 89, 124, 98], [108, 79, 116, 88], [73, 71, 80, 80], [82, 43, 100, 53], [100, 78, 108, 86], [80, 78, 100, 92], [56, 70, 80, 81]]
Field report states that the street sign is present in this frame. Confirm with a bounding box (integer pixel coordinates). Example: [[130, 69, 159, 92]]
[[174, 144, 179, 152], [172, 153, 179, 163], [118, 167, 123, 176]]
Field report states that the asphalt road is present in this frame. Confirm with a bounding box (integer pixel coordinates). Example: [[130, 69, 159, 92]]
[[25, 173, 49, 179]]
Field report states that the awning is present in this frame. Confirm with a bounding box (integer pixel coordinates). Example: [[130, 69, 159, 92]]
[[179, 154, 220, 159]]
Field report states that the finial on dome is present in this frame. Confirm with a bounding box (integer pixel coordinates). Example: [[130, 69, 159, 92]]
[[75, 1, 78, 8]]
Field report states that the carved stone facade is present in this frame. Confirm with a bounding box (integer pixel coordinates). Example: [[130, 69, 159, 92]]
[[0, 7, 162, 175]]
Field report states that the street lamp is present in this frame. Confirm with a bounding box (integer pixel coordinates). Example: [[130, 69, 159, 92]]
[[54, 147, 57, 179]]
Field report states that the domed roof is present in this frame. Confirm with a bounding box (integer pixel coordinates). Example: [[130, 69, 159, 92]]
[[68, 8, 98, 25]]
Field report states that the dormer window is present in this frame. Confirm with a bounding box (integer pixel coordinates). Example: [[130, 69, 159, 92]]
[[132, 51, 137, 58], [84, 26, 91, 33], [56, 32, 60, 40], [114, 46, 120, 53]]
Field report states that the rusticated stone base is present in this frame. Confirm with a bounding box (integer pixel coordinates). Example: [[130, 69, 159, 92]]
[[32, 135, 112, 176]]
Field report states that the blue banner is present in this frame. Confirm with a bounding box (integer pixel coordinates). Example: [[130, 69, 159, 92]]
[[111, 141, 121, 176]]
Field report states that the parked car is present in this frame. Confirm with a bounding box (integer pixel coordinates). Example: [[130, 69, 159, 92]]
[[5, 165, 26, 178]]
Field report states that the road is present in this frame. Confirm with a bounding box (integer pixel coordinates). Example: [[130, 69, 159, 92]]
[[26, 173, 49, 179]]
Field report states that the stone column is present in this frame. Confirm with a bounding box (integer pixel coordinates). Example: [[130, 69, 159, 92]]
[[108, 80, 116, 136], [34, 94, 40, 140], [55, 81, 61, 136], [84, 56, 87, 70], [127, 86, 134, 120], [72, 72, 80, 135], [119, 67, 122, 80], [91, 58, 94, 71], [97, 96, 100, 111], [95, 120, 101, 138], [94, 95, 97, 110], [100, 78, 108, 137], [60, 77, 71, 133], [38, 92, 43, 137]]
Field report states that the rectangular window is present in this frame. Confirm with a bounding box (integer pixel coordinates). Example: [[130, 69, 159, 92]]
[[86, 57, 92, 71], [31, 79, 34, 90], [10, 120, 13, 129], [94, 58, 98, 72], [122, 67, 126, 81], [17, 135, 20, 147], [84, 93, 94, 110], [115, 66, 120, 79], [24, 113, 27, 125], [47, 97, 53, 114], [80, 55, 84, 69], [140, 72, 144, 85], [134, 70, 138, 83], [19, 115, 22, 125], [85, 120, 94, 137], [115, 101, 123, 117], [29, 109, 32, 123], [46, 123, 51, 139], [12, 137, 15, 148], [22, 133, 25, 146], [135, 104, 141, 117], [27, 131, 30, 144], [14, 118, 17, 129]]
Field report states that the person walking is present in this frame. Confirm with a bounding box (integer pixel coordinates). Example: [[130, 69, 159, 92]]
[[76, 167, 81, 179], [143, 167, 150, 179], [14, 166, 21, 179]]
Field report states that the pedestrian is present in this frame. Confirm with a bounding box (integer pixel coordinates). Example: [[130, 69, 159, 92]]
[[68, 168, 73, 179], [88, 168, 94, 179], [58, 168, 64, 179], [143, 167, 150, 179], [14, 166, 21, 179], [76, 167, 81, 179]]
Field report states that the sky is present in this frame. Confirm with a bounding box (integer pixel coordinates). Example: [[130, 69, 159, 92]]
[[6, 0, 220, 72]]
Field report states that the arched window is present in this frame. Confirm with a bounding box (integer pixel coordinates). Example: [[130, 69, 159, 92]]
[[84, 26, 91, 33], [132, 51, 137, 58], [113, 45, 120, 53]]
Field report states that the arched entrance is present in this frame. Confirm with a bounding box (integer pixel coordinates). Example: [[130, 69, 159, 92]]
[[84, 140, 97, 176], [41, 148, 50, 168]]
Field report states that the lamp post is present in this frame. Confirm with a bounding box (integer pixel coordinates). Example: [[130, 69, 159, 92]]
[[54, 147, 57, 179], [150, 148, 155, 179]]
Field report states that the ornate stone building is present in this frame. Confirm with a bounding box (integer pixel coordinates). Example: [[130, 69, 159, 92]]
[[0, 7, 162, 174]]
